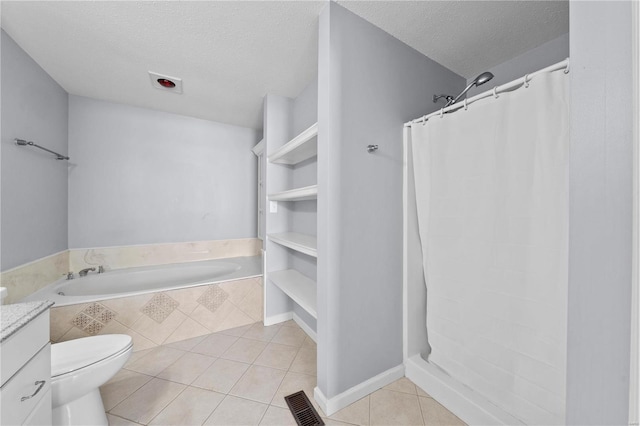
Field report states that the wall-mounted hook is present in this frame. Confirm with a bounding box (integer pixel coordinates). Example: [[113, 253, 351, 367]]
[[367, 144, 378, 153]]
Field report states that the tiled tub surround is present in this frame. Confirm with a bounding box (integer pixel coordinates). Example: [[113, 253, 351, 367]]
[[0, 238, 261, 305], [101, 320, 465, 426], [69, 238, 262, 272], [50, 277, 264, 352], [0, 250, 69, 304]]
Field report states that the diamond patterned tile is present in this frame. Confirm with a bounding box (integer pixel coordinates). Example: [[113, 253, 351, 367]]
[[96, 309, 116, 324], [197, 285, 229, 313], [84, 320, 105, 335], [83, 302, 106, 318], [141, 293, 179, 323], [72, 312, 93, 329]]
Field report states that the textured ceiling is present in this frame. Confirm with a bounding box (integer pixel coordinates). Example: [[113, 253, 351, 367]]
[[337, 1, 569, 79], [1, 1, 569, 130]]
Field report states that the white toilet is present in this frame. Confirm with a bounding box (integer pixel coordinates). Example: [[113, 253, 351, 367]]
[[51, 334, 133, 426]]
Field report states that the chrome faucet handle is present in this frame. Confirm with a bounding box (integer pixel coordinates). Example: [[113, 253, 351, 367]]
[[66, 272, 74, 280], [98, 265, 105, 274]]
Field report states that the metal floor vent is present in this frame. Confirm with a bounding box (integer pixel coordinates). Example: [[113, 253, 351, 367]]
[[284, 390, 325, 426]]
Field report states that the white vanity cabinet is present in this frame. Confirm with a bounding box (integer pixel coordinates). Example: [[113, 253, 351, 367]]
[[1, 304, 52, 426]]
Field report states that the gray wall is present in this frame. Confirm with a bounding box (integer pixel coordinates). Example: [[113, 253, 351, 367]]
[[1, 30, 69, 270], [566, 2, 633, 424], [317, 3, 464, 397], [466, 33, 570, 98], [68, 95, 259, 248]]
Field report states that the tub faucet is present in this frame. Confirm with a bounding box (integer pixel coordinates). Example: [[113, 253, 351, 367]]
[[66, 272, 74, 280], [79, 267, 96, 277], [98, 265, 105, 274]]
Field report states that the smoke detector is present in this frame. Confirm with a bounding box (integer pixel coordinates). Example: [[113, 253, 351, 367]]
[[149, 71, 183, 94]]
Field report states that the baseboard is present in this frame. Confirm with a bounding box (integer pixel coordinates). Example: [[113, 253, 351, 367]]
[[313, 364, 404, 416], [405, 355, 523, 425], [292, 312, 317, 342], [264, 311, 293, 326]]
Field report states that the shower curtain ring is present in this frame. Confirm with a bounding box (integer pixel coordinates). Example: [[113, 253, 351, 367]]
[[493, 87, 499, 99], [524, 74, 530, 88], [564, 60, 570, 74]]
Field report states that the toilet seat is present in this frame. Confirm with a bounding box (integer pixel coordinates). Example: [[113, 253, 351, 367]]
[[52, 334, 133, 378]]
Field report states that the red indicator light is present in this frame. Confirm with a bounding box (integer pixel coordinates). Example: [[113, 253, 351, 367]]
[[157, 78, 176, 88]]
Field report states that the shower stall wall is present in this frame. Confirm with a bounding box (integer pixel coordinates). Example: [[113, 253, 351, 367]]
[[404, 64, 570, 425]]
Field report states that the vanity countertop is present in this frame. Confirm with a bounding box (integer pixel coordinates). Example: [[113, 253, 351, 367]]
[[0, 300, 54, 342]]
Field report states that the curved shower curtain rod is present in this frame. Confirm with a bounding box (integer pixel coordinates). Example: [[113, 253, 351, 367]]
[[405, 58, 570, 128]]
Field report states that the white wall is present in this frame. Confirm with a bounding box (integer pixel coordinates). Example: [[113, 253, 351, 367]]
[[466, 33, 570, 98], [1, 30, 69, 270], [68, 95, 259, 248], [566, 2, 633, 423], [317, 2, 464, 398]]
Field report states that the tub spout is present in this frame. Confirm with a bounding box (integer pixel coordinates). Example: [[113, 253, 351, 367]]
[[79, 267, 96, 277]]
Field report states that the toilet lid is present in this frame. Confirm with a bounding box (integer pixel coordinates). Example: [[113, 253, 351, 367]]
[[51, 334, 133, 377]]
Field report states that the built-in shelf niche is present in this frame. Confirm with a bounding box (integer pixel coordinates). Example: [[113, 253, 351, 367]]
[[269, 269, 317, 318], [268, 122, 318, 165], [268, 232, 317, 258], [268, 185, 317, 202]]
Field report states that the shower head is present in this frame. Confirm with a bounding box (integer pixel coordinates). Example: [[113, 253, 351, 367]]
[[445, 71, 495, 107]]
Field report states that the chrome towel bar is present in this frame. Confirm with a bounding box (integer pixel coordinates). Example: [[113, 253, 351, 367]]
[[15, 138, 69, 160]]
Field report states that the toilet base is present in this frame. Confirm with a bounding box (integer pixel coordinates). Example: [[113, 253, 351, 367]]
[[52, 389, 108, 426]]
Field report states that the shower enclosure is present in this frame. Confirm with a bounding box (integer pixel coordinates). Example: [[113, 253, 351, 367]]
[[403, 61, 570, 425]]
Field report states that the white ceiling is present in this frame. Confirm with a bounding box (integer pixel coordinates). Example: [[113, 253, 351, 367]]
[[1, 1, 568, 130]]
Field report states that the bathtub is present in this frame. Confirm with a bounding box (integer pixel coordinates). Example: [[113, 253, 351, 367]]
[[24, 255, 262, 307]]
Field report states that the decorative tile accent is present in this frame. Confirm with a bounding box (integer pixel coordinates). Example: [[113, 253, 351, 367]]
[[70, 302, 116, 335], [141, 293, 179, 323], [197, 285, 229, 313]]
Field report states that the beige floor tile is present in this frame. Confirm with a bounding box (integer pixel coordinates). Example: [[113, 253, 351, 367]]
[[419, 397, 465, 426], [370, 389, 423, 426], [163, 317, 211, 345], [203, 395, 268, 426], [329, 395, 370, 426], [157, 352, 217, 385], [110, 378, 186, 424], [191, 332, 238, 357], [124, 348, 155, 368], [271, 372, 317, 409], [125, 346, 186, 376], [259, 405, 296, 426], [100, 369, 153, 411], [384, 377, 418, 395], [220, 337, 268, 364], [302, 336, 317, 351], [107, 413, 142, 425], [289, 348, 316, 376], [192, 358, 250, 393], [242, 322, 282, 342], [271, 326, 307, 347], [322, 417, 360, 426], [253, 342, 299, 370], [219, 324, 254, 337], [416, 386, 431, 398], [279, 320, 298, 328], [165, 335, 206, 351], [149, 386, 225, 425], [229, 365, 286, 404]]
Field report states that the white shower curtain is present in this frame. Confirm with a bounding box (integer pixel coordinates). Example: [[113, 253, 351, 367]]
[[408, 71, 569, 425]]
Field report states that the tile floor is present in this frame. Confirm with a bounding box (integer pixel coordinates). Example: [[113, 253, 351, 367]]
[[101, 320, 465, 426]]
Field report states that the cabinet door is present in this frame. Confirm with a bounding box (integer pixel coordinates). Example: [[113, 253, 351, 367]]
[[22, 390, 51, 426]]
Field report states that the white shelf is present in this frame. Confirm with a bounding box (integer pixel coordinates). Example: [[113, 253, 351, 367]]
[[269, 185, 317, 201], [268, 232, 317, 257], [269, 269, 317, 319], [268, 122, 318, 165]]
